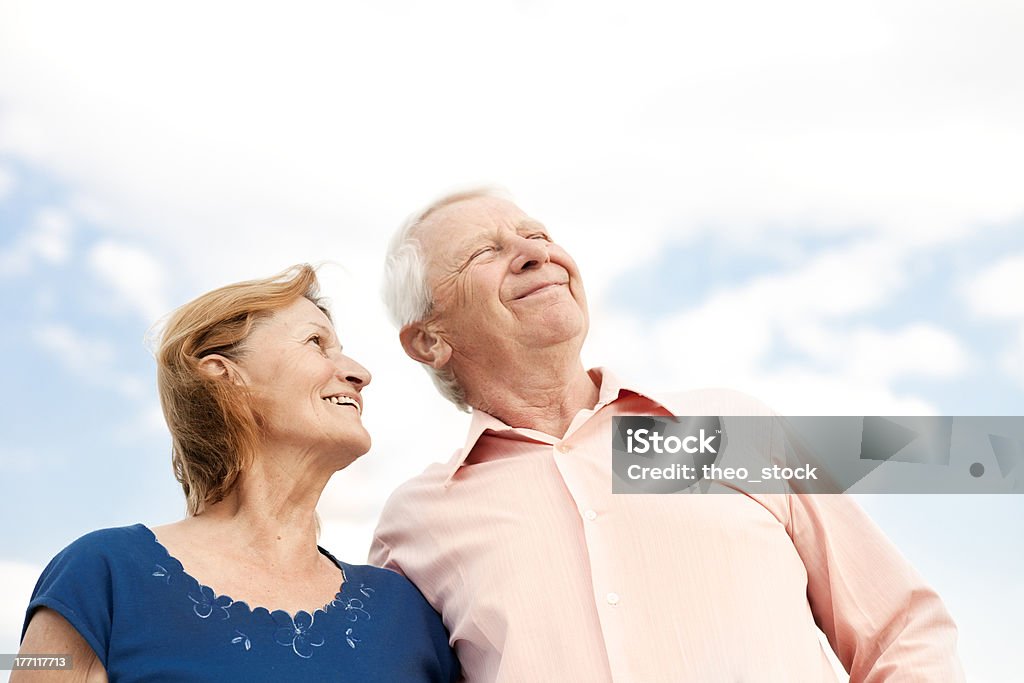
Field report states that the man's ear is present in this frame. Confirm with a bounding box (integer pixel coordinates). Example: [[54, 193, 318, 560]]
[[399, 322, 452, 369], [197, 354, 243, 384]]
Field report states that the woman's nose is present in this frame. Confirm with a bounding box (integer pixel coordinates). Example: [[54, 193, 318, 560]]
[[337, 356, 371, 389]]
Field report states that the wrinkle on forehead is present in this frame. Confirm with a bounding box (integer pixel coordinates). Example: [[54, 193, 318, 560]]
[[418, 208, 543, 268], [413, 197, 551, 313], [416, 197, 528, 244]]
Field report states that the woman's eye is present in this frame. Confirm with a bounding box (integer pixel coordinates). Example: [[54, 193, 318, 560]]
[[470, 246, 494, 260], [307, 335, 322, 347]]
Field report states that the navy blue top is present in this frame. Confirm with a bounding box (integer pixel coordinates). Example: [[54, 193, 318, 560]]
[[23, 525, 459, 682]]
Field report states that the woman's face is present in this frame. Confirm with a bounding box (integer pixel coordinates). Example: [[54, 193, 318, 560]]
[[234, 297, 371, 464]]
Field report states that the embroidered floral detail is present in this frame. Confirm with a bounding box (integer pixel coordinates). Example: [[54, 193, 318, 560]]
[[146, 527, 370, 656], [272, 610, 325, 659], [151, 564, 171, 585], [345, 627, 359, 649], [231, 630, 252, 652], [330, 581, 374, 649], [339, 597, 371, 622], [188, 585, 233, 620]]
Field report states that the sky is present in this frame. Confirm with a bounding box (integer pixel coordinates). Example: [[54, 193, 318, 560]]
[[1, 1, 1023, 680]]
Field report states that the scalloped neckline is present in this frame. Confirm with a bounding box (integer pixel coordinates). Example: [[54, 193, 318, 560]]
[[141, 523, 349, 621]]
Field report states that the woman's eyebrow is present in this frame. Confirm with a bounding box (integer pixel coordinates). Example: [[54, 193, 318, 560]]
[[301, 321, 337, 341]]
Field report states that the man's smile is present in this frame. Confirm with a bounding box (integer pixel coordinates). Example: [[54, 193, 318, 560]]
[[509, 280, 569, 301]]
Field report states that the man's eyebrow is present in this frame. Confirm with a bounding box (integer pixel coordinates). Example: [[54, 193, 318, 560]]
[[452, 228, 501, 261], [516, 218, 548, 233], [446, 221, 548, 269]]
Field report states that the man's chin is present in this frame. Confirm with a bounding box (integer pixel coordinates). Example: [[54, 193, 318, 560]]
[[520, 313, 588, 348]]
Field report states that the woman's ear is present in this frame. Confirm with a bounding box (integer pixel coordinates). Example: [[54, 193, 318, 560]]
[[197, 354, 243, 384], [399, 322, 452, 369]]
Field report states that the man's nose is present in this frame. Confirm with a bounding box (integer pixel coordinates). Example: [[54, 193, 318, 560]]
[[509, 236, 550, 273]]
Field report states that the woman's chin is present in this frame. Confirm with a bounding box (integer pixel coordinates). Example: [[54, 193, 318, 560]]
[[330, 432, 372, 467]]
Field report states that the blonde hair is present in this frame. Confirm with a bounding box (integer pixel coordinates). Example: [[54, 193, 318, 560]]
[[156, 264, 327, 515]]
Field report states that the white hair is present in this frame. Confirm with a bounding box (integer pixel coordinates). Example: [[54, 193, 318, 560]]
[[382, 186, 511, 411]]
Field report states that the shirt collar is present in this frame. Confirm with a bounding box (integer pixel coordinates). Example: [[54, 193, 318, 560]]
[[441, 366, 670, 486]]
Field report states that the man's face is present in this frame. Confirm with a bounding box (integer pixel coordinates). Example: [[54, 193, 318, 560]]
[[416, 195, 589, 364]]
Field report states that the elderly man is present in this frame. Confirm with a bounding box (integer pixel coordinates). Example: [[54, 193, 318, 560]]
[[370, 189, 964, 682]]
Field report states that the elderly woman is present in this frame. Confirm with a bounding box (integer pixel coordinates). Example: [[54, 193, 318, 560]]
[[16, 265, 458, 682]]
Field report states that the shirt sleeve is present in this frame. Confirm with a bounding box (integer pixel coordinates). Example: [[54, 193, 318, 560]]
[[22, 531, 116, 668], [370, 490, 461, 682], [787, 493, 966, 682], [367, 534, 398, 572], [368, 487, 410, 577]]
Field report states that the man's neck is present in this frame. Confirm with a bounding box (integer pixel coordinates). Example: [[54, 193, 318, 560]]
[[467, 359, 600, 438]]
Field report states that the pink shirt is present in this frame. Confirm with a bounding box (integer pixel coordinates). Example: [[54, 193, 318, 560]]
[[370, 369, 964, 682]]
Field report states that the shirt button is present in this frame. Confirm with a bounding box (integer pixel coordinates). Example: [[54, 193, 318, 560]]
[[583, 509, 598, 521], [555, 442, 571, 453], [606, 592, 620, 606]]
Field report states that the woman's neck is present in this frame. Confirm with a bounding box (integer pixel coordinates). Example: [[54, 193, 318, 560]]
[[187, 447, 335, 572]]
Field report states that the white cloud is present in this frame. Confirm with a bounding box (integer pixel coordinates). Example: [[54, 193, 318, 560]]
[[0, 560, 42, 652], [784, 323, 970, 382], [963, 252, 1024, 319], [742, 369, 940, 416], [32, 323, 146, 399], [586, 238, 968, 415], [34, 323, 114, 369], [0, 0, 1020, 268], [0, 445, 64, 474], [31, 208, 73, 263], [1001, 325, 1024, 388], [0, 207, 73, 277], [621, 240, 909, 387], [0, 163, 14, 200], [87, 240, 169, 322], [0, 247, 31, 277], [962, 253, 1024, 392], [111, 401, 171, 444]]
